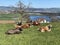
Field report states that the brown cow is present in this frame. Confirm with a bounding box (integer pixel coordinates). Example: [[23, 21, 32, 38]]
[[38, 24, 52, 32], [21, 23, 31, 29], [32, 21, 40, 26], [15, 21, 31, 29], [14, 21, 22, 29]]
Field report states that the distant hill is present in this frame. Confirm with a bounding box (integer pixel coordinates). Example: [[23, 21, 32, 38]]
[[0, 6, 15, 10], [26, 8, 60, 13], [0, 6, 16, 14], [0, 6, 60, 21], [0, 6, 60, 13]]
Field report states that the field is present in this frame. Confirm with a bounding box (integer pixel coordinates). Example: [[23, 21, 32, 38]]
[[0, 22, 60, 45], [0, 14, 26, 23], [0, 14, 21, 23], [0, 14, 20, 20]]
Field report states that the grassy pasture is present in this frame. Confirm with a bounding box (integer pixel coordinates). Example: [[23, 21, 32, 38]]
[[0, 22, 60, 45], [0, 14, 20, 20]]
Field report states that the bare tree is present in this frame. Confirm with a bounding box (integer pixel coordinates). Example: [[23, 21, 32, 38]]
[[16, 0, 32, 23], [17, 1, 26, 23]]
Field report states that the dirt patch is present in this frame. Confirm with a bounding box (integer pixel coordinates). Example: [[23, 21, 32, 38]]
[[0, 20, 15, 24]]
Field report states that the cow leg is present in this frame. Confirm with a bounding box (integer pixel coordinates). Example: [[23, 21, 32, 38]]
[[47, 29, 51, 32], [41, 29, 45, 32]]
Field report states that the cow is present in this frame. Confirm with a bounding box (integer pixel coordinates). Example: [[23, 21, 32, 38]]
[[5, 28, 23, 34], [5, 21, 23, 35], [15, 21, 22, 29], [32, 21, 40, 26], [21, 23, 31, 29], [38, 24, 52, 32]]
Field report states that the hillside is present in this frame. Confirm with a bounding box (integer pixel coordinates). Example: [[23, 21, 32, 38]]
[[0, 6, 60, 13]]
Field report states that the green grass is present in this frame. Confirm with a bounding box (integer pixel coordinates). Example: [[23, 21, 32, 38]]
[[0, 14, 21, 20], [0, 22, 60, 45]]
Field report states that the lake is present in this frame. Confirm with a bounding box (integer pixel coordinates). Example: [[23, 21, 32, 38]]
[[29, 15, 51, 21]]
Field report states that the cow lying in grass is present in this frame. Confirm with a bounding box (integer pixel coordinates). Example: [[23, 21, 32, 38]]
[[21, 23, 31, 29], [38, 24, 52, 32], [5, 28, 22, 34], [14, 20, 31, 29], [15, 23, 31, 29], [32, 21, 40, 26], [5, 22, 23, 35]]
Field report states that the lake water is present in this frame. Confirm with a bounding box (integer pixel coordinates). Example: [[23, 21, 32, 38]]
[[29, 15, 51, 21], [29, 15, 60, 22]]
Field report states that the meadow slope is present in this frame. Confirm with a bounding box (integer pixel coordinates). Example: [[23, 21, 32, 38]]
[[0, 22, 60, 45]]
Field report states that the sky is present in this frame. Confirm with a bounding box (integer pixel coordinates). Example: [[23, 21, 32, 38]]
[[0, 0, 60, 8]]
